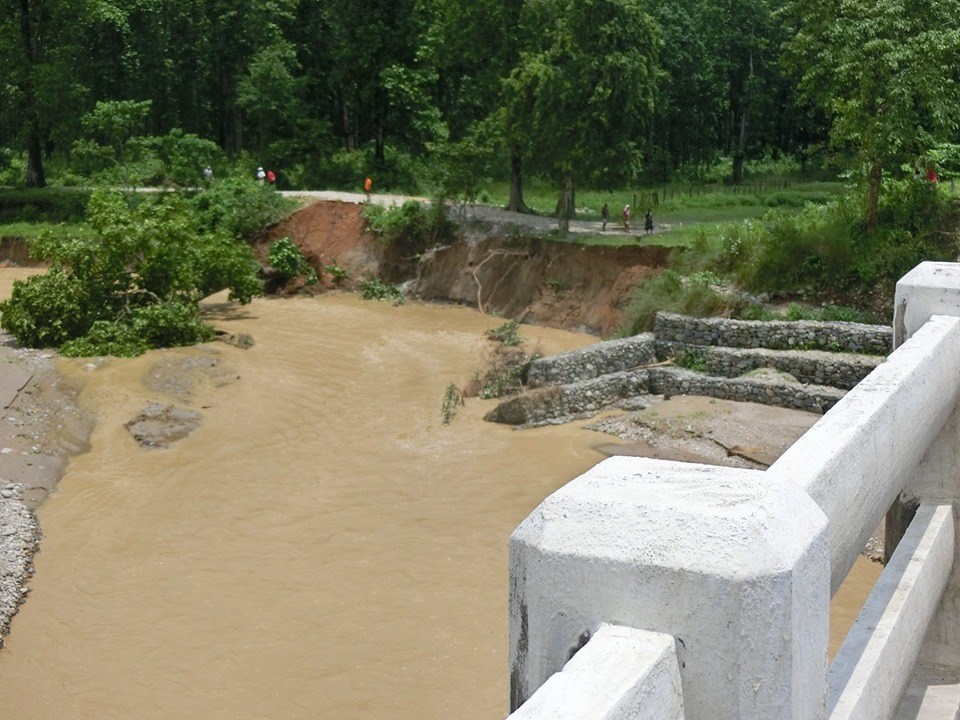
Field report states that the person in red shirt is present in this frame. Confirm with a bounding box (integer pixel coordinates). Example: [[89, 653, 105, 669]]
[[364, 176, 372, 200]]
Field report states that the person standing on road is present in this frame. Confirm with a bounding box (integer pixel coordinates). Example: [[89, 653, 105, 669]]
[[601, 202, 609, 231], [364, 176, 373, 200], [644, 209, 654, 235], [621, 204, 631, 232]]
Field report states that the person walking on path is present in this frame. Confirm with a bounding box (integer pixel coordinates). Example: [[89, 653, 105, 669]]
[[644, 209, 654, 235], [203, 166, 213, 184], [601, 202, 609, 231], [364, 176, 373, 200], [257, 166, 266, 185], [621, 204, 631, 232]]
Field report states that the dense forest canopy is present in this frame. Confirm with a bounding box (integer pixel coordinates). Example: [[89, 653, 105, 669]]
[[2, 0, 960, 196]]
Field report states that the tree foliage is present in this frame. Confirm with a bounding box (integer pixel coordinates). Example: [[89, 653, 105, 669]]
[[782, 0, 960, 229], [504, 0, 660, 231], [0, 189, 267, 355]]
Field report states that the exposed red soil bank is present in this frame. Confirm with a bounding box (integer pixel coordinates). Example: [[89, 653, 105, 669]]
[[261, 200, 671, 336]]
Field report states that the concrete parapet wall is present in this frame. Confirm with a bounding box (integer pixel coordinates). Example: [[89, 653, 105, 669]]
[[828, 503, 954, 720], [656, 341, 882, 390], [509, 624, 684, 720], [654, 312, 892, 354], [526, 334, 657, 387], [768, 315, 960, 593]]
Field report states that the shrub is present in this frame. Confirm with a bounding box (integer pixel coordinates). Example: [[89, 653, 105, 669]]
[[487, 320, 523, 346], [360, 279, 405, 303], [268, 237, 318, 283], [478, 351, 540, 399], [676, 349, 709, 372], [362, 200, 454, 250], [192, 174, 295, 240], [0, 189, 263, 356]]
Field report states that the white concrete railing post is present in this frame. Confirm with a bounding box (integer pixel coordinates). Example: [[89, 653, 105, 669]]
[[509, 459, 829, 720]]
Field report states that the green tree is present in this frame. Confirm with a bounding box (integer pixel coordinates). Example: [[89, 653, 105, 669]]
[[782, 0, 960, 231], [0, 190, 263, 355], [504, 0, 660, 233]]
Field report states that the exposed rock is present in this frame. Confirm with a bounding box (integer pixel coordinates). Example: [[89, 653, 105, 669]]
[[124, 403, 203, 449]]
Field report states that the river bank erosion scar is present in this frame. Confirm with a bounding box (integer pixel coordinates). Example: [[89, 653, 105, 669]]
[[0, 338, 92, 646]]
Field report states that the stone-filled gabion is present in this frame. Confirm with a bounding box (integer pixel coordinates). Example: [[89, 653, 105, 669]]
[[486, 312, 890, 426], [653, 312, 892, 355], [655, 341, 883, 391], [526, 334, 657, 387]]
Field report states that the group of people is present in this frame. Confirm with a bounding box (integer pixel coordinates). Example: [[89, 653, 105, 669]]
[[600, 203, 654, 234], [256, 166, 277, 186]]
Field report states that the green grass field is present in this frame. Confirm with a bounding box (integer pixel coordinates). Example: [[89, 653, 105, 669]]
[[0, 221, 93, 240], [482, 179, 844, 250]]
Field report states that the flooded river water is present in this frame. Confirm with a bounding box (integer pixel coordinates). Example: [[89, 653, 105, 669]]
[[0, 270, 880, 718]]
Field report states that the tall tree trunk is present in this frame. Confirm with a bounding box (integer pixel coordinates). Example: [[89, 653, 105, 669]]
[[341, 96, 355, 151], [25, 128, 45, 188], [732, 49, 753, 186], [18, 0, 45, 188], [507, 151, 530, 213], [865, 160, 882, 235], [557, 173, 574, 235]]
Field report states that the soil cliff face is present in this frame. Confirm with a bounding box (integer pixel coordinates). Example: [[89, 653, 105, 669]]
[[262, 200, 671, 336]]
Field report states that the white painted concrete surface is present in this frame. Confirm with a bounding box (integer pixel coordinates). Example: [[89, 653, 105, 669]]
[[509, 457, 829, 720], [768, 316, 960, 594], [894, 263, 960, 346], [508, 624, 684, 720], [828, 503, 955, 720]]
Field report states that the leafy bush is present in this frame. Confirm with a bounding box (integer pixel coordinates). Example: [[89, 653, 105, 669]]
[[478, 351, 540, 399], [323, 260, 349, 283], [487, 320, 523, 346], [362, 200, 454, 250], [191, 174, 295, 240], [676, 349, 709, 372], [59, 319, 149, 358], [268, 237, 318, 283], [0, 268, 95, 347], [359, 278, 405, 303], [718, 181, 960, 305], [0, 189, 263, 356]]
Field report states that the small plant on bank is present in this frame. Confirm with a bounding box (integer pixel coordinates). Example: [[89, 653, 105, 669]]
[[268, 237, 318, 284], [359, 278, 405, 304], [486, 320, 523, 346], [323, 260, 349, 284], [441, 383, 464, 425], [675, 349, 709, 373], [478, 351, 541, 399]]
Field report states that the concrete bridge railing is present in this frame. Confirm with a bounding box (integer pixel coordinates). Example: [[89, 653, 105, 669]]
[[506, 262, 960, 720]]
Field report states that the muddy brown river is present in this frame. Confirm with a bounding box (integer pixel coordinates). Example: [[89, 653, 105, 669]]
[[0, 270, 880, 718]]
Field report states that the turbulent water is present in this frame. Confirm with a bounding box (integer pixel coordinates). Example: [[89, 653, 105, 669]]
[[0, 271, 880, 718]]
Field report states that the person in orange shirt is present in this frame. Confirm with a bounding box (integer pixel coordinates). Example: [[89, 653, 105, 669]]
[[364, 176, 372, 200]]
